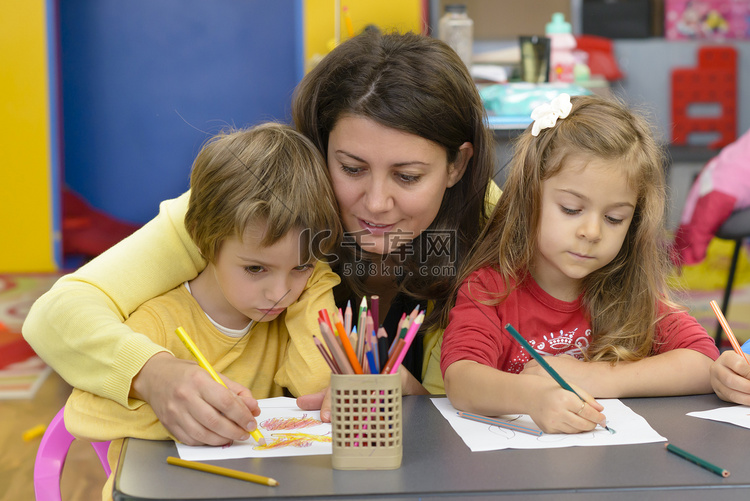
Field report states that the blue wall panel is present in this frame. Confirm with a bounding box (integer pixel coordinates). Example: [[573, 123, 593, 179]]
[[60, 0, 301, 224]]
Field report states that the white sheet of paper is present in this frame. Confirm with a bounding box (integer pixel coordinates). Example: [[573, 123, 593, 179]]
[[432, 398, 666, 452], [687, 404, 750, 429], [176, 397, 332, 461]]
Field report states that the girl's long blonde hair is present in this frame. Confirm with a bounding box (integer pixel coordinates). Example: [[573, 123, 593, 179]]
[[443, 95, 674, 362]]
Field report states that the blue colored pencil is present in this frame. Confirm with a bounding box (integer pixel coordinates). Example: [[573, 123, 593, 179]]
[[457, 411, 543, 436]]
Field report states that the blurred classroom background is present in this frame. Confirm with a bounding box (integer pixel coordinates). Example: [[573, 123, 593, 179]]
[[2, 1, 750, 499]]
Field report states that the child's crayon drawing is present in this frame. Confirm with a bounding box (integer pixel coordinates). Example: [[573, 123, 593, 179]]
[[433, 398, 665, 452], [260, 414, 323, 430], [175, 397, 333, 461], [254, 432, 332, 450]]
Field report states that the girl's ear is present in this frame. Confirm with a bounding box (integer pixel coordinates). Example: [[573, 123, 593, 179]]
[[447, 142, 474, 187]]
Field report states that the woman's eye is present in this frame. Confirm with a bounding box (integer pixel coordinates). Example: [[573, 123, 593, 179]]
[[397, 173, 420, 184], [294, 263, 314, 272], [606, 216, 625, 225], [341, 165, 363, 176], [244, 266, 264, 274]]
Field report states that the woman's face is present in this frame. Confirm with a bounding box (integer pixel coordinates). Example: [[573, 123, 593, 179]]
[[327, 115, 470, 256]]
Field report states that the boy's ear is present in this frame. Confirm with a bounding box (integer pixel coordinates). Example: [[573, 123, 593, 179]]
[[447, 142, 473, 188]]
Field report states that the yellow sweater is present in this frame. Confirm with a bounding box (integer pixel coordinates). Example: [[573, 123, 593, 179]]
[[64, 264, 338, 501], [64, 280, 340, 442], [23, 192, 339, 406]]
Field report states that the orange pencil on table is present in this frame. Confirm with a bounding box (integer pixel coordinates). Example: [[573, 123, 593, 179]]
[[710, 300, 750, 364], [333, 311, 364, 374], [167, 456, 279, 486]]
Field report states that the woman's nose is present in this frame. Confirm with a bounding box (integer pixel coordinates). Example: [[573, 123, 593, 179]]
[[363, 177, 394, 213]]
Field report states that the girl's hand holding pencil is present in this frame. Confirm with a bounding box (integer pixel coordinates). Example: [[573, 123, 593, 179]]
[[526, 377, 605, 434], [708, 300, 750, 406]]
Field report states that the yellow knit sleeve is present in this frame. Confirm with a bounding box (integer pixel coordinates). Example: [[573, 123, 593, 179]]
[[23, 192, 204, 406], [64, 388, 172, 443], [419, 179, 502, 395], [274, 261, 340, 397]]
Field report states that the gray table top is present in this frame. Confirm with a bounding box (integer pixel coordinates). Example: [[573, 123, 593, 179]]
[[113, 394, 750, 500]]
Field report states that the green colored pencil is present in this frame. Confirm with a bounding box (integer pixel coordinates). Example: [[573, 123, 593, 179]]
[[504, 323, 614, 434], [665, 443, 730, 477]]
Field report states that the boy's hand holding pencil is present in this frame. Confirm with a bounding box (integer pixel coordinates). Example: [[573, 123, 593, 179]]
[[131, 351, 262, 446], [169, 327, 265, 445]]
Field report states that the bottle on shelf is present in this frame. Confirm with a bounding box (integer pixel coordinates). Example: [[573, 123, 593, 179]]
[[438, 4, 473, 71], [545, 12, 576, 83]]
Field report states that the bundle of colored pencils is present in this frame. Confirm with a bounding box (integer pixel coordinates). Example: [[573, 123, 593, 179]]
[[312, 296, 424, 375]]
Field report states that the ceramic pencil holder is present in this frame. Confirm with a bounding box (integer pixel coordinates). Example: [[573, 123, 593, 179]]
[[330, 373, 402, 470]]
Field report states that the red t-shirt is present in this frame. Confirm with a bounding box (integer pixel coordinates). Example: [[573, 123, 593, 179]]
[[441, 267, 720, 377]]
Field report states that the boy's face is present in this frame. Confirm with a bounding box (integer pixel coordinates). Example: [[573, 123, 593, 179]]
[[206, 222, 315, 327], [532, 155, 637, 302]]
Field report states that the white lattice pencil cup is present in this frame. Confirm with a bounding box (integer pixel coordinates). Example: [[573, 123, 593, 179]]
[[330, 373, 402, 470]]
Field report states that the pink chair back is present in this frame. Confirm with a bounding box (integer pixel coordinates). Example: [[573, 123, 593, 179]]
[[33, 406, 111, 501]]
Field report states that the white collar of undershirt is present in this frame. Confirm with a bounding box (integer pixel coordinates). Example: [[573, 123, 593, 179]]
[[184, 281, 252, 338]]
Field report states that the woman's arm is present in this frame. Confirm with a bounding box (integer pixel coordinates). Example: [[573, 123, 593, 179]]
[[22, 192, 204, 405]]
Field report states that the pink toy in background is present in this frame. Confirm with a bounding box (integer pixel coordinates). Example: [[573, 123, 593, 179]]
[[672, 128, 750, 265], [665, 0, 750, 40]]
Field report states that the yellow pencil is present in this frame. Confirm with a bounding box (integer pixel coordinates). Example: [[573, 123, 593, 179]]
[[167, 456, 279, 486], [175, 327, 265, 444], [709, 301, 750, 364]]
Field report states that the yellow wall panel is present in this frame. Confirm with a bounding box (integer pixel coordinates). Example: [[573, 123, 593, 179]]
[[304, 0, 425, 72], [0, 0, 57, 272]]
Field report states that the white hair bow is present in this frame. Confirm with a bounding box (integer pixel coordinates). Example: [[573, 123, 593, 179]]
[[530, 93, 572, 136]]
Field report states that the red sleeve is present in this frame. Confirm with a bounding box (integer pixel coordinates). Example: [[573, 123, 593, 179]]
[[440, 269, 512, 377], [653, 307, 720, 360]]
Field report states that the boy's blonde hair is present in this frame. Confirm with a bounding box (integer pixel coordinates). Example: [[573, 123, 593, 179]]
[[185, 122, 341, 264], [448, 95, 673, 362]]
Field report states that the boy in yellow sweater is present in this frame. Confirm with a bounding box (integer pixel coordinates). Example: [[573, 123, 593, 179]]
[[64, 123, 341, 499]]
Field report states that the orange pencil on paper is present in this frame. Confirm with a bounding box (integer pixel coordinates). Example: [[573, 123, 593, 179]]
[[167, 456, 279, 486], [333, 311, 364, 374], [710, 300, 750, 364], [175, 327, 265, 445]]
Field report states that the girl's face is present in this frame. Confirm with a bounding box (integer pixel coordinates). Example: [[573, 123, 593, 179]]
[[533, 155, 637, 301], [327, 115, 471, 256]]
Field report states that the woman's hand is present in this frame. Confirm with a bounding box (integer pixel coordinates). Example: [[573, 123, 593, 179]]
[[131, 352, 260, 446], [296, 387, 332, 422], [710, 351, 750, 405], [295, 365, 429, 423]]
